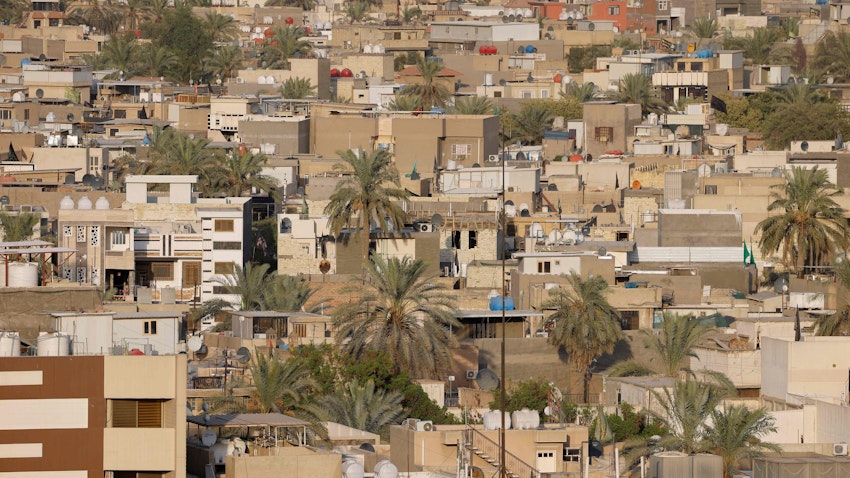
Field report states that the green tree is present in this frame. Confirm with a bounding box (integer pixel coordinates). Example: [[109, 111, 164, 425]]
[[401, 56, 452, 109], [401, 5, 422, 24], [264, 0, 317, 9], [262, 25, 312, 69], [151, 131, 220, 194], [121, 0, 151, 32], [322, 148, 408, 263], [280, 77, 316, 99], [0, 0, 28, 26], [66, 0, 122, 35], [99, 34, 138, 75], [304, 379, 405, 435], [387, 94, 422, 111], [761, 96, 850, 149], [137, 44, 178, 78], [394, 51, 421, 71], [218, 150, 278, 197], [649, 379, 732, 454], [0, 212, 39, 242], [687, 17, 719, 48], [262, 275, 319, 313], [489, 378, 552, 421], [215, 262, 271, 311], [205, 45, 243, 82], [450, 95, 494, 115], [503, 101, 555, 145], [144, 6, 213, 83], [812, 31, 850, 83], [249, 353, 316, 413], [334, 256, 460, 379], [756, 166, 848, 276], [725, 27, 786, 65], [561, 81, 598, 103], [705, 404, 780, 478], [617, 73, 667, 115], [203, 11, 237, 42], [567, 46, 611, 74], [345, 1, 371, 23], [544, 273, 623, 403]]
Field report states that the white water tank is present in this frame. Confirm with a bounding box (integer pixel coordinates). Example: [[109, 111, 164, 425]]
[[642, 210, 656, 223], [342, 460, 365, 478], [77, 196, 92, 210], [211, 440, 229, 464], [374, 460, 399, 478], [0, 331, 21, 356], [484, 73, 494, 86], [511, 409, 540, 430], [60, 195, 75, 210], [483, 410, 512, 430], [8, 262, 38, 287], [36, 332, 71, 356], [95, 197, 110, 210]]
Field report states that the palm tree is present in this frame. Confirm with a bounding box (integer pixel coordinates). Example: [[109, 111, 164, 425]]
[[138, 45, 178, 78], [151, 132, 221, 194], [280, 77, 316, 99], [649, 379, 732, 454], [0, 0, 28, 26], [756, 166, 848, 276], [205, 46, 243, 82], [204, 11, 237, 42], [0, 212, 39, 242], [263, 26, 312, 69], [401, 5, 422, 24], [617, 73, 667, 115], [739, 27, 784, 65], [561, 81, 598, 102], [544, 272, 623, 403], [387, 94, 421, 111], [450, 96, 494, 115], [813, 31, 850, 82], [687, 17, 719, 48], [322, 148, 409, 264], [249, 353, 315, 413], [214, 262, 271, 311], [777, 83, 825, 104], [705, 404, 780, 478], [607, 312, 711, 378], [334, 256, 460, 379], [400, 56, 451, 109], [264, 0, 317, 10], [506, 102, 555, 145], [814, 259, 850, 335], [262, 275, 319, 313], [218, 150, 278, 197], [304, 378, 404, 434], [345, 1, 371, 24], [100, 34, 138, 75], [66, 0, 122, 35]]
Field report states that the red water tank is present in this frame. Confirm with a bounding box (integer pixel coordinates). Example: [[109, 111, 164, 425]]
[[330, 68, 340, 77], [479, 46, 487, 55], [489, 46, 498, 55], [341, 68, 354, 77], [285, 17, 294, 24], [553, 73, 562, 83], [264, 28, 273, 37]]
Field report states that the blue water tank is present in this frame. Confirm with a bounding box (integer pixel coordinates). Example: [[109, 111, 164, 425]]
[[525, 45, 537, 53], [20, 58, 32, 67], [624, 282, 638, 289], [695, 49, 714, 59], [489, 296, 515, 311]]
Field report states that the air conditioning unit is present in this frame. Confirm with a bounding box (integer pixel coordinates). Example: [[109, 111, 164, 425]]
[[415, 420, 435, 432], [487, 154, 500, 162], [834, 443, 848, 456], [466, 370, 478, 380], [403, 418, 419, 429], [418, 223, 432, 233]]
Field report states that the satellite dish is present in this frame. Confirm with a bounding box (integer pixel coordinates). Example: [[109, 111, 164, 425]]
[[587, 22, 595, 31], [82, 174, 97, 187], [195, 344, 208, 360], [0, 196, 8, 206], [67, 113, 75, 122], [0, 54, 6, 66], [498, 78, 506, 86], [38, 53, 47, 61], [598, 247, 607, 256], [800, 141, 809, 151], [547, 183, 558, 191], [774, 277, 788, 294], [201, 429, 217, 447], [235, 347, 251, 364], [698, 163, 712, 178], [476, 368, 499, 392], [35, 89, 44, 99], [431, 213, 444, 227], [771, 167, 782, 177], [359, 443, 376, 453], [188, 336, 203, 352], [544, 406, 552, 416]]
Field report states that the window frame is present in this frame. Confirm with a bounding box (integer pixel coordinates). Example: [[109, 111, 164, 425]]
[[214, 219, 235, 232]]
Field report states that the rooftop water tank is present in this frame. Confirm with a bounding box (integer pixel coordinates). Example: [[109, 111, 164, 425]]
[[0, 331, 21, 357], [60, 195, 75, 210], [95, 197, 109, 210], [36, 332, 71, 356], [483, 410, 512, 430], [488, 296, 515, 311], [374, 460, 399, 478], [342, 460, 365, 478], [77, 196, 92, 210], [8, 262, 38, 287]]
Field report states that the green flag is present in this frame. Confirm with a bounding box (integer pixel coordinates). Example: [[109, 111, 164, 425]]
[[743, 241, 752, 266]]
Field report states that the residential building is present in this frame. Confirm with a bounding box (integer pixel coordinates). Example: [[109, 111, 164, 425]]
[[582, 102, 642, 159], [48, 310, 183, 356]]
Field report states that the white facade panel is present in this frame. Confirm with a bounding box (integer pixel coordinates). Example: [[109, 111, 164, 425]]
[[0, 371, 43, 387], [0, 398, 88, 430]]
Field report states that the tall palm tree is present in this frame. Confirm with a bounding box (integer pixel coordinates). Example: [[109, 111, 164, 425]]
[[263, 25, 312, 69], [0, 212, 39, 242], [345, 1, 371, 24], [334, 256, 460, 379], [323, 148, 409, 264], [813, 31, 850, 82], [100, 34, 138, 75], [755, 166, 848, 276], [687, 17, 719, 48], [264, 0, 317, 10], [607, 312, 711, 378], [122, 0, 151, 32], [505, 102, 555, 145], [705, 404, 780, 478], [151, 132, 220, 194], [777, 83, 825, 104], [617, 73, 667, 115], [560, 81, 598, 102], [815, 259, 850, 335], [262, 275, 319, 313], [0, 0, 28, 26], [214, 262, 271, 311], [280, 77, 316, 99], [218, 150, 278, 197], [739, 27, 785, 65], [204, 11, 237, 42], [401, 56, 451, 109], [544, 273, 623, 403], [649, 379, 733, 454], [450, 96, 494, 115], [401, 5, 422, 24], [303, 378, 404, 434], [249, 353, 316, 413], [138, 45, 178, 78], [205, 46, 243, 82], [387, 94, 421, 111], [66, 0, 122, 35]]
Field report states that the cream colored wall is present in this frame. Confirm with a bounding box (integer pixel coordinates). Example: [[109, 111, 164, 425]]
[[103, 428, 176, 471], [761, 337, 850, 404], [225, 449, 342, 478], [691, 347, 761, 389], [103, 355, 179, 399]]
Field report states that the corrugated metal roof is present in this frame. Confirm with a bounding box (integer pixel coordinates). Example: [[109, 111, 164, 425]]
[[187, 413, 309, 428]]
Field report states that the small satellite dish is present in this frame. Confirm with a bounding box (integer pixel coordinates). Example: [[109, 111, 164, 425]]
[[476, 368, 500, 392], [201, 429, 217, 447], [771, 167, 782, 178], [188, 336, 203, 352], [359, 443, 376, 453], [35, 88, 44, 99], [38, 53, 47, 61], [0, 54, 6, 66], [547, 184, 558, 191], [800, 140, 809, 151], [431, 213, 444, 227], [235, 346, 251, 364], [598, 247, 607, 256], [544, 406, 552, 416], [67, 113, 75, 122], [498, 78, 506, 86], [0, 196, 9, 205], [698, 163, 712, 178], [195, 344, 208, 360], [82, 174, 97, 187], [774, 277, 788, 294]]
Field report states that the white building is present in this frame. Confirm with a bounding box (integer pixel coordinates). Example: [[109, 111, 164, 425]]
[[428, 21, 540, 42], [49, 310, 182, 355]]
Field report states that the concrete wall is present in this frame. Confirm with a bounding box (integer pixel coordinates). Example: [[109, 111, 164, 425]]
[[657, 209, 742, 247], [691, 347, 761, 389], [761, 337, 850, 405], [225, 448, 342, 478]]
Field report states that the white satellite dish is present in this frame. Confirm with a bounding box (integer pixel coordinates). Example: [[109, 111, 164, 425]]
[[201, 429, 217, 447], [188, 336, 203, 352], [698, 163, 712, 178]]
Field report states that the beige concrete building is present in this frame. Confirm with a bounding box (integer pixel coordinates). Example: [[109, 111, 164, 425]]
[[582, 102, 642, 159]]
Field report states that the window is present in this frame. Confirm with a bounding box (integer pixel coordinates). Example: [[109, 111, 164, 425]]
[[594, 127, 613, 143], [111, 231, 126, 245], [677, 62, 686, 72], [469, 231, 478, 249], [521, 90, 533, 99], [0, 110, 10, 120], [657, 0, 668, 9], [113, 109, 127, 119], [452, 231, 461, 249], [214, 219, 234, 232], [564, 447, 581, 462], [182, 262, 201, 288], [212, 285, 230, 295], [214, 262, 235, 275], [537, 261, 551, 273], [691, 62, 703, 72], [608, 6, 620, 14], [110, 399, 163, 428], [704, 185, 718, 195], [143, 320, 157, 335], [213, 241, 241, 250], [451, 143, 471, 161], [150, 262, 173, 280], [292, 323, 307, 337], [494, 91, 502, 98], [541, 90, 549, 99], [394, 32, 401, 40]]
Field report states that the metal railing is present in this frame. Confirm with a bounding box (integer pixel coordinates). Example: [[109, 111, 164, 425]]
[[463, 428, 539, 478]]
